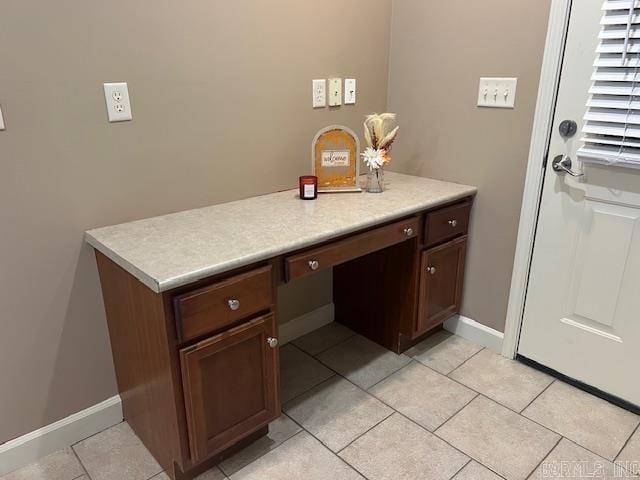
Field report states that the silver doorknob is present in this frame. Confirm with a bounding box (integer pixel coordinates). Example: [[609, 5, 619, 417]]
[[403, 227, 414, 237], [267, 337, 279, 348], [308, 260, 320, 270], [448, 219, 458, 227], [427, 266, 436, 275], [552, 155, 583, 177], [227, 299, 240, 311]]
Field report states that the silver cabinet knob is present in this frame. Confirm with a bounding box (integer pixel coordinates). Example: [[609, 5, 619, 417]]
[[308, 260, 320, 271], [427, 266, 437, 275], [267, 337, 279, 348], [227, 299, 240, 311], [403, 227, 414, 237], [448, 219, 458, 228]]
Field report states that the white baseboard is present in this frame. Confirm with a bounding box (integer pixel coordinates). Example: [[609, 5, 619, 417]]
[[444, 314, 504, 353], [279, 303, 335, 345], [0, 395, 123, 476]]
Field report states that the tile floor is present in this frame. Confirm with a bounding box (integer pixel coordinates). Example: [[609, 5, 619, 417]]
[[4, 323, 640, 480]]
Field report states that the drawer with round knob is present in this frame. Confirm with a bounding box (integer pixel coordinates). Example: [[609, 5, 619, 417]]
[[285, 216, 420, 281], [424, 200, 471, 247], [173, 265, 273, 342]]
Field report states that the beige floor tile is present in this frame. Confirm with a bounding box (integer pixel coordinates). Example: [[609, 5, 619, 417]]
[[218, 414, 302, 475], [407, 330, 483, 375], [529, 438, 635, 479], [369, 361, 477, 431], [449, 349, 554, 412], [152, 467, 226, 479], [522, 381, 640, 460], [317, 335, 411, 389], [617, 427, 640, 475], [339, 413, 468, 480], [436, 396, 560, 480], [73, 422, 162, 480], [1, 448, 85, 480], [230, 431, 363, 480], [284, 376, 392, 452], [280, 344, 334, 403], [292, 322, 355, 356], [453, 461, 503, 480]]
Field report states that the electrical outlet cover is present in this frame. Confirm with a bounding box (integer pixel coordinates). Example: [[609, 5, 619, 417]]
[[312, 79, 327, 108], [103, 82, 133, 122]]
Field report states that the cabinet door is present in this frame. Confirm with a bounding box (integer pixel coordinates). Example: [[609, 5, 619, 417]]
[[416, 236, 467, 335], [180, 313, 279, 462]]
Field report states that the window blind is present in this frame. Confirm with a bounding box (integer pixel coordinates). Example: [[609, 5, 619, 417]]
[[578, 0, 640, 168]]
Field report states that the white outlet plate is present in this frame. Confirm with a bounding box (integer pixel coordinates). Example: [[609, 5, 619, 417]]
[[345, 78, 356, 104], [312, 79, 326, 108], [477, 77, 518, 108], [103, 82, 133, 122], [328, 78, 342, 106], [0, 104, 5, 130]]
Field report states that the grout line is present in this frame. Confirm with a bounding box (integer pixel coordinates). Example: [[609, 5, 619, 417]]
[[522, 435, 563, 480], [444, 346, 486, 377], [431, 391, 479, 435], [336, 410, 395, 455], [519, 378, 556, 414], [298, 335, 412, 393], [286, 415, 373, 479], [300, 330, 358, 357], [365, 358, 416, 391], [70, 447, 91, 479], [614, 421, 640, 462], [447, 458, 471, 480]]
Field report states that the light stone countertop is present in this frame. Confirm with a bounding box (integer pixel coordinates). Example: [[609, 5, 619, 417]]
[[85, 172, 476, 293]]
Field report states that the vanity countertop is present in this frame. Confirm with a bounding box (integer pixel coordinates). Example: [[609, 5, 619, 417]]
[[85, 172, 476, 293]]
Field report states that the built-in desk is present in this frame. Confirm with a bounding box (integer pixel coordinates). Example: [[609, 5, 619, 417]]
[[86, 172, 476, 479]]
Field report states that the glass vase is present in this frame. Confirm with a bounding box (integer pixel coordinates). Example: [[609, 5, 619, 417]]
[[367, 168, 384, 193]]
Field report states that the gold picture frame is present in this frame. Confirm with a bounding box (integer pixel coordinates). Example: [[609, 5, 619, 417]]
[[311, 125, 361, 192]]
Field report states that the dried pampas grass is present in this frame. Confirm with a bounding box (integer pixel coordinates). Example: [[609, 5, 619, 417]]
[[364, 113, 399, 153]]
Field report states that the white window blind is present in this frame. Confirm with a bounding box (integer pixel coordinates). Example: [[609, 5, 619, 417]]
[[578, 0, 640, 168]]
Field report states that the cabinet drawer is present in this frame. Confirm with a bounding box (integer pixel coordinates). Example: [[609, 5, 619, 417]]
[[180, 313, 279, 462], [424, 201, 471, 247], [285, 217, 420, 281], [174, 266, 273, 342]]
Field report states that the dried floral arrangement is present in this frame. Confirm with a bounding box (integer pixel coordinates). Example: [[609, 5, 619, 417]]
[[361, 113, 399, 170]]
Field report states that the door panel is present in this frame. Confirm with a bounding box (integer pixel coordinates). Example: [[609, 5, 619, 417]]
[[416, 236, 467, 336], [518, 0, 640, 406], [180, 313, 279, 462]]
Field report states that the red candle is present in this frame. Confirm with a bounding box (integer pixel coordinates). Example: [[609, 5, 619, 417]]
[[299, 175, 318, 200]]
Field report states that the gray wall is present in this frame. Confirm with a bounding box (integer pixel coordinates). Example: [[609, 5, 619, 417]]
[[387, 0, 551, 332], [0, 0, 391, 443]]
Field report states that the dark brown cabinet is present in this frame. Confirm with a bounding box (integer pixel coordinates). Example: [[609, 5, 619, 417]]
[[180, 313, 279, 463], [416, 236, 467, 335], [93, 195, 473, 479]]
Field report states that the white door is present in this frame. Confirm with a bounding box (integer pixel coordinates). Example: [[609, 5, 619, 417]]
[[519, 0, 640, 406]]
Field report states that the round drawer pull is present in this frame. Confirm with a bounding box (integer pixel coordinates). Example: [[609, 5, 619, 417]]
[[427, 266, 437, 275], [403, 227, 414, 237], [267, 337, 279, 348], [227, 299, 240, 311], [448, 219, 458, 228], [308, 260, 320, 271]]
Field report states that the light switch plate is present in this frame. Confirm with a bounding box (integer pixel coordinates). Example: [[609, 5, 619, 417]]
[[477, 77, 518, 108], [344, 78, 356, 104], [328, 78, 342, 106], [103, 82, 133, 122], [312, 79, 327, 108], [0, 104, 5, 130]]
